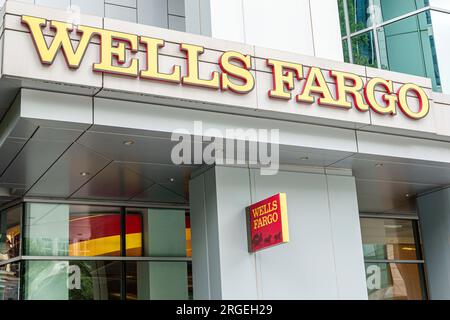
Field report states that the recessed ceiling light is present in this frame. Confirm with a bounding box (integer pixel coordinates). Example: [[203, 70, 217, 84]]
[[375, 163, 384, 168], [80, 172, 90, 177], [385, 224, 402, 229], [405, 193, 411, 198], [168, 177, 176, 183], [123, 140, 135, 146]]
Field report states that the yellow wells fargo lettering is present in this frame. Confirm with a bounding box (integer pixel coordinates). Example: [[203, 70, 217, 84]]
[[21, 15, 430, 120], [251, 200, 279, 230]]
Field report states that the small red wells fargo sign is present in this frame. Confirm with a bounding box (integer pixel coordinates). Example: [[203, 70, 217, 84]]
[[246, 193, 289, 252]]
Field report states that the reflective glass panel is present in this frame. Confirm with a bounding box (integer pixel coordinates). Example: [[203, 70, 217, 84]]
[[23, 260, 121, 300], [346, 0, 428, 33], [0, 262, 20, 300], [351, 31, 377, 67], [0, 206, 22, 262], [347, 0, 382, 32], [365, 262, 425, 300], [343, 39, 350, 62], [377, 11, 441, 91], [125, 261, 190, 300], [126, 208, 189, 257], [338, 0, 347, 36], [24, 203, 122, 257], [360, 218, 419, 260], [380, 0, 428, 21]]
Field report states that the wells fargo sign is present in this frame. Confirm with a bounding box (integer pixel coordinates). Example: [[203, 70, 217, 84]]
[[22, 15, 430, 120], [246, 193, 289, 252]]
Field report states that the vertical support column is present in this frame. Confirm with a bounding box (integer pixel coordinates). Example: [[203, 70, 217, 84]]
[[22, 203, 70, 300], [185, 0, 212, 36], [189, 167, 224, 299], [137, 208, 188, 300], [327, 175, 368, 299], [417, 188, 450, 300], [190, 166, 368, 299]]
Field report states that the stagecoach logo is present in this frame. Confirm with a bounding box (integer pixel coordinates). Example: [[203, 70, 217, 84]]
[[246, 193, 289, 252], [22, 15, 430, 120]]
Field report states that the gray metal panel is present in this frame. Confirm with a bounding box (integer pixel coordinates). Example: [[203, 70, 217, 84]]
[[31, 126, 83, 142], [0, 135, 73, 189], [199, 0, 211, 36], [213, 165, 257, 299], [20, 89, 93, 127], [184, 0, 200, 34], [123, 162, 193, 197], [417, 188, 450, 299], [356, 179, 434, 214], [105, 3, 137, 22], [0, 79, 22, 115], [168, 14, 186, 31], [333, 157, 450, 186], [253, 169, 339, 299], [327, 175, 368, 299], [106, 0, 137, 7], [77, 131, 182, 164], [189, 172, 211, 299], [27, 142, 111, 198], [71, 161, 154, 200], [132, 183, 187, 203], [9, 119, 37, 140], [71, 0, 105, 16], [0, 182, 26, 198], [0, 138, 26, 175], [279, 146, 354, 167], [35, 0, 70, 9], [137, 0, 168, 28], [203, 167, 222, 299], [168, 0, 184, 16]]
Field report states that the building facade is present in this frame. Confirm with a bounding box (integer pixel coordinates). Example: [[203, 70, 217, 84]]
[[0, 0, 450, 300]]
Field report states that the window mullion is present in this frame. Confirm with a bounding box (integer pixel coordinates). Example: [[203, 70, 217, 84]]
[[343, 0, 353, 63], [120, 206, 126, 301]]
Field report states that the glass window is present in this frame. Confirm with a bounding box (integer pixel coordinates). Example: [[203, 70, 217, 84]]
[[343, 39, 350, 63], [7, 202, 193, 300], [360, 218, 420, 260], [24, 203, 122, 257], [351, 31, 378, 67], [365, 262, 425, 300], [360, 216, 426, 300], [338, 0, 348, 36], [380, 0, 428, 22], [0, 205, 22, 262], [126, 208, 189, 257], [125, 261, 190, 300], [345, 0, 428, 33], [124, 208, 143, 257], [23, 260, 121, 300], [0, 262, 20, 300], [347, 0, 383, 32], [376, 11, 441, 91], [339, 1, 445, 91]]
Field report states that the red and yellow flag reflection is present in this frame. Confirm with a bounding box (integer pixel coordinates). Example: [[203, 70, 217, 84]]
[[68, 213, 191, 257], [69, 214, 142, 257]]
